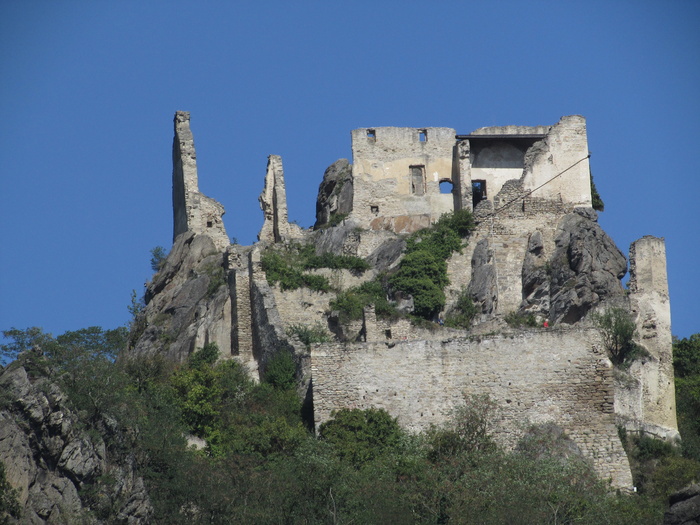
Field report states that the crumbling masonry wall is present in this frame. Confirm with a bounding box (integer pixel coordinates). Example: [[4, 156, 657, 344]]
[[615, 236, 678, 440], [172, 111, 230, 251], [311, 328, 634, 489]]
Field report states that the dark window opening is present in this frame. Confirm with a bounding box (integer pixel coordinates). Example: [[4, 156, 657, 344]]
[[367, 129, 376, 141], [419, 129, 427, 142], [371, 205, 379, 215], [206, 221, 213, 228], [410, 166, 425, 196], [385, 329, 392, 339], [472, 180, 487, 208], [439, 180, 453, 194]]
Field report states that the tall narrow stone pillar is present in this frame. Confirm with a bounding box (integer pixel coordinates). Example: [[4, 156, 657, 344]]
[[628, 236, 678, 439], [172, 111, 229, 251]]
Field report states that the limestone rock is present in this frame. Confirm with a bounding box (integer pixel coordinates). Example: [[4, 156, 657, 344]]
[[467, 238, 498, 320], [665, 484, 700, 525], [134, 231, 231, 363], [0, 365, 152, 524], [520, 230, 550, 314], [548, 209, 626, 324], [314, 159, 353, 229]]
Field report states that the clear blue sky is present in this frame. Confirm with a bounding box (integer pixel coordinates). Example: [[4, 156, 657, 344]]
[[1, 1, 698, 339]]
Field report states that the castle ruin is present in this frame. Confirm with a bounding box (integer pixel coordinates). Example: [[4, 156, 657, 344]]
[[130, 111, 679, 489]]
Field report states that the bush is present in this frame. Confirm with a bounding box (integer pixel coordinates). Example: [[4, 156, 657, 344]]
[[445, 287, 478, 329], [592, 307, 646, 366], [150, 246, 168, 272], [319, 408, 403, 467], [390, 210, 474, 321], [330, 280, 396, 322], [263, 351, 296, 391], [286, 323, 332, 348], [505, 311, 538, 328]]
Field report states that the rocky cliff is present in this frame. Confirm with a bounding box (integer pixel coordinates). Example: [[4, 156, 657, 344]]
[[0, 364, 151, 524]]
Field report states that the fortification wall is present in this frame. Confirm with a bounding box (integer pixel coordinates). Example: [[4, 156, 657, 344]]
[[620, 236, 678, 439], [311, 328, 633, 488]]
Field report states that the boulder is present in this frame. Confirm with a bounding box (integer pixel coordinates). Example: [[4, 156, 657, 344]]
[[314, 159, 353, 229], [665, 484, 700, 525], [467, 238, 498, 320], [548, 209, 626, 324]]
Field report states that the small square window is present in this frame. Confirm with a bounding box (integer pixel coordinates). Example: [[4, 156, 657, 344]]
[[367, 129, 376, 141], [206, 221, 213, 228], [370, 205, 379, 215]]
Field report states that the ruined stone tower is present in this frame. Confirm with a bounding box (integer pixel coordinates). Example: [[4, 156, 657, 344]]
[[172, 111, 229, 251]]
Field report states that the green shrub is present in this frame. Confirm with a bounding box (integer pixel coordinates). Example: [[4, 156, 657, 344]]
[[330, 280, 396, 322], [590, 172, 605, 212], [445, 287, 478, 329], [263, 351, 296, 391], [319, 408, 403, 467], [286, 323, 332, 347], [505, 311, 538, 328], [592, 307, 646, 366], [150, 246, 168, 272], [389, 210, 474, 321]]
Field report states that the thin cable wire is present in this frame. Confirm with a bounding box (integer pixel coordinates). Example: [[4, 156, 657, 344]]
[[474, 154, 591, 223]]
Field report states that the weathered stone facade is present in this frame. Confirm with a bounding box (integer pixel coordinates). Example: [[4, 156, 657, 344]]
[[127, 112, 678, 491], [311, 328, 633, 488]]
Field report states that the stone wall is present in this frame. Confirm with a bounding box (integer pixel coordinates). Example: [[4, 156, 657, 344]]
[[620, 236, 678, 439], [350, 127, 457, 232], [311, 328, 633, 489], [172, 111, 230, 251]]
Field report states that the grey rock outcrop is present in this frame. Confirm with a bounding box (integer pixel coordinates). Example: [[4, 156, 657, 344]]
[[520, 230, 550, 315], [314, 159, 353, 229], [134, 231, 231, 363], [519, 209, 626, 324], [548, 209, 626, 323], [0, 366, 152, 524], [467, 238, 498, 320], [665, 484, 700, 525]]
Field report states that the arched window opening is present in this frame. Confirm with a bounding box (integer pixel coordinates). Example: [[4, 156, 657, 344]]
[[439, 180, 453, 194]]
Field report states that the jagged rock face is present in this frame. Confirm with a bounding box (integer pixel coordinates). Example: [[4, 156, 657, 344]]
[[521, 230, 550, 315], [0, 366, 152, 524], [547, 209, 626, 324], [468, 238, 498, 319], [314, 159, 353, 229], [134, 231, 231, 363], [665, 484, 700, 525]]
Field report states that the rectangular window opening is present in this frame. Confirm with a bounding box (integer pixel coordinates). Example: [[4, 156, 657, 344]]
[[370, 205, 379, 215], [419, 129, 427, 142], [472, 180, 487, 208], [206, 221, 213, 228], [367, 129, 376, 141], [410, 165, 425, 196], [385, 329, 392, 339]]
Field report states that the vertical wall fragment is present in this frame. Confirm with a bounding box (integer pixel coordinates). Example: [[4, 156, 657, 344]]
[[258, 155, 293, 243], [172, 111, 230, 251], [627, 236, 678, 439]]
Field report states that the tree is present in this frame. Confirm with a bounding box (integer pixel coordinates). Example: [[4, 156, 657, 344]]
[[319, 408, 403, 466], [150, 246, 167, 272], [592, 307, 640, 365]]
